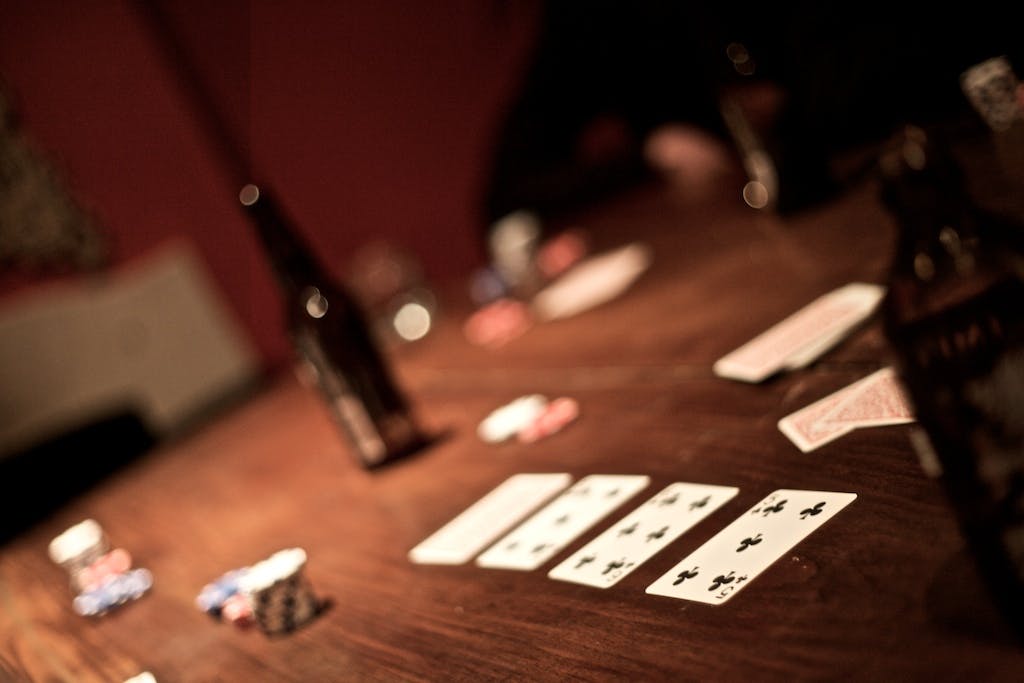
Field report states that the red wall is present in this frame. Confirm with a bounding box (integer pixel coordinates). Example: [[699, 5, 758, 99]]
[[0, 0, 538, 367]]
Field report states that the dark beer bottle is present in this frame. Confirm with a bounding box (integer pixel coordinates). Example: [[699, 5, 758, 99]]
[[239, 183, 424, 467], [880, 125, 1024, 637]]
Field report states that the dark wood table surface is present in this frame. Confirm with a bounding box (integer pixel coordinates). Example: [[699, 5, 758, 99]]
[[4, 173, 1024, 682]]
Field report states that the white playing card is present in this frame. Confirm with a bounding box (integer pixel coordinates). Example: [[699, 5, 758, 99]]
[[531, 243, 652, 322], [778, 367, 915, 452], [475, 474, 650, 571], [713, 282, 885, 383], [646, 489, 856, 604], [548, 482, 739, 588], [408, 473, 572, 565]]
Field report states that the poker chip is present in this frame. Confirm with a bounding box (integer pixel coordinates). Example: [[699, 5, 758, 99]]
[[463, 297, 533, 348], [201, 549, 321, 636], [72, 568, 153, 617], [517, 397, 580, 443], [238, 548, 320, 636], [468, 266, 510, 306], [50, 520, 151, 617], [477, 394, 549, 443], [536, 229, 588, 280], [220, 593, 255, 627], [48, 519, 108, 571], [488, 210, 541, 294], [74, 548, 133, 592], [195, 567, 250, 616]]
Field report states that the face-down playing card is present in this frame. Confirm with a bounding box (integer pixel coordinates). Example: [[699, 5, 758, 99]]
[[476, 475, 650, 571], [777, 367, 914, 453], [713, 283, 884, 383], [548, 482, 739, 588], [646, 489, 856, 604]]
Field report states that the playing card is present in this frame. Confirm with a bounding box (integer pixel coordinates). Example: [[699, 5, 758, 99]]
[[819, 366, 914, 430], [782, 321, 860, 371], [713, 283, 885, 383], [776, 381, 864, 453], [408, 473, 572, 564], [476, 474, 650, 571], [531, 243, 652, 322], [548, 482, 739, 588], [778, 367, 915, 452], [646, 489, 856, 604]]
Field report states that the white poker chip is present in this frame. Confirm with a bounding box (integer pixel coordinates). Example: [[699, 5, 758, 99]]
[[238, 548, 320, 635], [239, 548, 307, 594], [48, 519, 106, 566], [531, 242, 652, 322], [477, 394, 548, 443]]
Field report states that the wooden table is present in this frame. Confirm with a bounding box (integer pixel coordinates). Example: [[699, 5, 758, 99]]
[[3, 173, 1024, 681]]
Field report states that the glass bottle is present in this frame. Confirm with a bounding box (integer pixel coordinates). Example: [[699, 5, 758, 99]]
[[239, 183, 424, 467], [880, 125, 1024, 636]]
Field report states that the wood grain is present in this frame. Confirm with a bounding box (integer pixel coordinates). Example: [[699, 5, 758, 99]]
[[3, 175, 1023, 682]]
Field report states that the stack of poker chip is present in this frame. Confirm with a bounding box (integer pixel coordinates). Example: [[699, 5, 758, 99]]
[[197, 548, 321, 636], [48, 519, 153, 617]]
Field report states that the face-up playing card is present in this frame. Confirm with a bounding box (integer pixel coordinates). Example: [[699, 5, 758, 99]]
[[408, 473, 572, 565], [713, 282, 885, 383], [547, 482, 739, 589], [778, 367, 915, 452], [646, 489, 856, 604], [475, 474, 650, 571]]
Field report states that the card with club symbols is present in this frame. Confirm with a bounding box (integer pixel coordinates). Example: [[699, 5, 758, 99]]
[[548, 482, 739, 588], [408, 473, 573, 565], [646, 489, 856, 604], [476, 474, 650, 571]]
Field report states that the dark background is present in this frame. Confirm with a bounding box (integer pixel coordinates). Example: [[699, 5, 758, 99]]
[[0, 0, 540, 369], [3, 1, 1019, 371]]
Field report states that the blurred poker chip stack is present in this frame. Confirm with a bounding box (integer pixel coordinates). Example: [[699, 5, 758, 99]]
[[48, 519, 152, 616], [488, 210, 543, 299], [236, 548, 320, 636], [48, 519, 109, 581]]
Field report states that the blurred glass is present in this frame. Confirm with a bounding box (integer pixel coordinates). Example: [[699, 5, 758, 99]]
[[346, 241, 438, 346]]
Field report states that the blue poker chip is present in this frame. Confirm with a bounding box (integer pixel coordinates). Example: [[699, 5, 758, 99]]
[[72, 568, 153, 616], [195, 567, 249, 616]]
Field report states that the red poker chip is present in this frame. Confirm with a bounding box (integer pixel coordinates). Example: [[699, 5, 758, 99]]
[[463, 298, 533, 348], [517, 397, 580, 443], [221, 593, 254, 628]]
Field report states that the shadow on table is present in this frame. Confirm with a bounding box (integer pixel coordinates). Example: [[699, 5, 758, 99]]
[[925, 547, 1020, 647]]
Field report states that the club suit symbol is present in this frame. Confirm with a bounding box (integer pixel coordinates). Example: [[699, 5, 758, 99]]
[[758, 500, 787, 516], [800, 501, 826, 519], [617, 522, 638, 537], [602, 559, 626, 575], [673, 567, 699, 585], [708, 571, 736, 591], [689, 495, 711, 511], [736, 533, 762, 552], [575, 555, 596, 570]]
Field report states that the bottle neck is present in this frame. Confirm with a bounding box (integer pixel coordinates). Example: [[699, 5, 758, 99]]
[[238, 183, 330, 296]]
